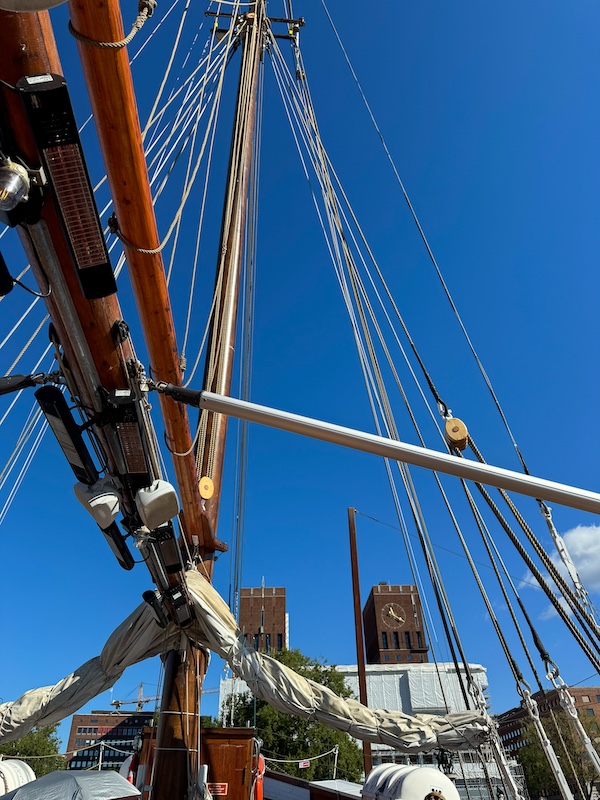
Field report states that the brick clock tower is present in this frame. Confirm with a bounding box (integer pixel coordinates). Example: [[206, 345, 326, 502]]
[[362, 582, 429, 664], [238, 586, 288, 653]]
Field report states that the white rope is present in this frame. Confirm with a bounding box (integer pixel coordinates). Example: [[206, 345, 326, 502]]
[[142, 0, 194, 139], [264, 744, 338, 764], [269, 32, 496, 706], [4, 314, 49, 376], [0, 297, 40, 353], [0, 409, 47, 526]]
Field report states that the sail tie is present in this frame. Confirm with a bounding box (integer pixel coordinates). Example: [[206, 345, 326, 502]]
[[68, 0, 158, 50]]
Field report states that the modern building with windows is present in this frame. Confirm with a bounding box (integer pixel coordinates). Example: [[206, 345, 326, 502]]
[[65, 711, 154, 771], [497, 686, 600, 757]]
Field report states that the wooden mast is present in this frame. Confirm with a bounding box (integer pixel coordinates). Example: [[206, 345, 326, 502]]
[[66, 0, 223, 554], [0, 10, 138, 472], [348, 507, 373, 776], [0, 4, 264, 796], [152, 7, 265, 798]]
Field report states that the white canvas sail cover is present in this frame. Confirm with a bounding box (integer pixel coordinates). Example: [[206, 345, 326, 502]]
[[0, 573, 489, 752]]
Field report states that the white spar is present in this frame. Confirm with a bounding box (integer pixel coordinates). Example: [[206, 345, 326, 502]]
[[198, 391, 600, 515]]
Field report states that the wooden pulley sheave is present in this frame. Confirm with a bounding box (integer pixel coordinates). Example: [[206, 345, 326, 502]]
[[199, 476, 214, 499], [444, 416, 469, 451]]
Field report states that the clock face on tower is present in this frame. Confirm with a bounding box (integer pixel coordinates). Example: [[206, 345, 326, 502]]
[[381, 602, 406, 629]]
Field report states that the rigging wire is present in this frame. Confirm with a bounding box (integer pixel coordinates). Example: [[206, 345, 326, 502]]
[[318, 0, 528, 473], [266, 28, 598, 794], [229, 51, 262, 620], [269, 31, 481, 708], [318, 0, 593, 630], [271, 23, 600, 685]]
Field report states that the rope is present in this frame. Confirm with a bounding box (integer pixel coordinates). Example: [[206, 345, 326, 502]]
[[4, 314, 49, 376], [68, 0, 158, 50], [319, 0, 529, 473], [467, 438, 600, 648], [264, 744, 338, 764], [108, 24, 237, 255], [468, 475, 600, 674], [142, 0, 193, 139], [270, 31, 481, 710]]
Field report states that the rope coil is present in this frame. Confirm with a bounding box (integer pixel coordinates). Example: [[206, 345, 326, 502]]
[[68, 0, 157, 50]]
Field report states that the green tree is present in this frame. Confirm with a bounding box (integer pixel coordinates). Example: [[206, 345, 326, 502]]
[[223, 649, 363, 782], [0, 724, 65, 777], [517, 711, 600, 800]]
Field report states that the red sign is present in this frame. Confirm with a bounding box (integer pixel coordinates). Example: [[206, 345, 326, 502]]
[[298, 760, 311, 769], [207, 784, 228, 796]]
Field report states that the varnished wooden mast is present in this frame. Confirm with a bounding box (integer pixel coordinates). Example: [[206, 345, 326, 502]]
[[0, 10, 137, 476], [66, 0, 222, 554], [196, 5, 264, 536], [0, 4, 263, 797], [152, 8, 264, 798]]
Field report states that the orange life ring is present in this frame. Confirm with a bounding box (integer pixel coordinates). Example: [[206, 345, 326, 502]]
[[254, 754, 265, 800]]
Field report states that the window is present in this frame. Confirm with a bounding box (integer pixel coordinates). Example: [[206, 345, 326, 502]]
[[393, 632, 400, 649], [596, 695, 600, 703], [586, 708, 595, 716], [382, 632, 388, 649], [396, 655, 401, 661], [404, 632, 411, 649], [90, 718, 98, 724], [582, 695, 590, 702], [417, 632, 422, 648], [265, 633, 271, 652], [277, 634, 283, 651], [384, 655, 390, 661]]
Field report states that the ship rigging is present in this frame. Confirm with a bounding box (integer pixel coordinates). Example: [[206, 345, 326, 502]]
[[0, 2, 599, 800]]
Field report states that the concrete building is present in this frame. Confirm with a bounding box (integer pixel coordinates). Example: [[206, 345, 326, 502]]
[[65, 711, 153, 771]]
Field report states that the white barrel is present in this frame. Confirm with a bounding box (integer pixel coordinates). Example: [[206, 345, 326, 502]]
[[362, 765, 460, 800], [0, 760, 36, 796]]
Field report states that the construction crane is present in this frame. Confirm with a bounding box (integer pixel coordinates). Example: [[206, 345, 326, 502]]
[[111, 683, 160, 712], [111, 682, 219, 711]]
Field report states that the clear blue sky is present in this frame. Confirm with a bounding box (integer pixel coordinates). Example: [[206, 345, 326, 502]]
[[1, 0, 599, 752]]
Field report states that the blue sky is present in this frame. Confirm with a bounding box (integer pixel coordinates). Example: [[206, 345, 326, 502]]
[[1, 0, 600, 752]]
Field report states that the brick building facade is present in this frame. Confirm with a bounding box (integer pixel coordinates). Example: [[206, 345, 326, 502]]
[[65, 711, 153, 771], [238, 586, 288, 653], [362, 582, 429, 664], [497, 686, 600, 758]]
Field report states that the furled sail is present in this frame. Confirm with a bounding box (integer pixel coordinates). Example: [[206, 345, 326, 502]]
[[0, 573, 489, 752]]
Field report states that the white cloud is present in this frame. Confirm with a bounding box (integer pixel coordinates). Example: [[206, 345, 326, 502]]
[[538, 596, 572, 621], [518, 525, 600, 621], [549, 524, 600, 593]]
